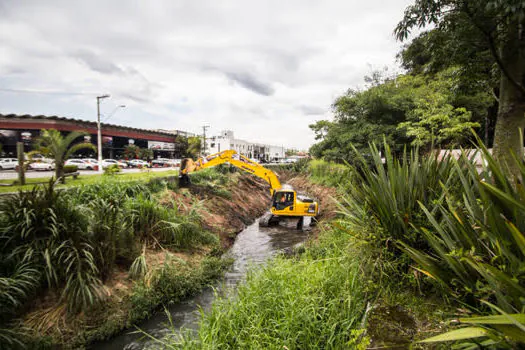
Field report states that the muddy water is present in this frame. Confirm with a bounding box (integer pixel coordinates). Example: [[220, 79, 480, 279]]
[[94, 218, 310, 350]]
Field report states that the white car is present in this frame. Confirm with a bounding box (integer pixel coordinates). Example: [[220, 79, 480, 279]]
[[29, 161, 55, 171], [65, 159, 92, 170], [102, 159, 128, 168], [0, 158, 18, 170], [128, 159, 151, 168]]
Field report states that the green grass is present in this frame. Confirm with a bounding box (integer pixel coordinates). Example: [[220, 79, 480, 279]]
[[171, 229, 369, 349], [0, 169, 179, 193]]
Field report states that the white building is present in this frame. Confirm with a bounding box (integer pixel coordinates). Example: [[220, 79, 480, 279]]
[[205, 130, 285, 161]]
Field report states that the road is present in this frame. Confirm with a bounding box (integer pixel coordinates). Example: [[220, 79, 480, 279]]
[[0, 167, 179, 180]]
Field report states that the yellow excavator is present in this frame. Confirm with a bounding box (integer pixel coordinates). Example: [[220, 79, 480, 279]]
[[179, 150, 319, 227]]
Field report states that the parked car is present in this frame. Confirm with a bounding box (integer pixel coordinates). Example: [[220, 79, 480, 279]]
[[151, 159, 166, 167], [102, 159, 128, 168], [81, 158, 102, 170], [65, 159, 92, 170], [0, 158, 18, 170], [128, 159, 151, 168], [29, 161, 55, 171]]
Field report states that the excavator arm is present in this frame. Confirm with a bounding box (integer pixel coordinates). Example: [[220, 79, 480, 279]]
[[180, 150, 282, 195]]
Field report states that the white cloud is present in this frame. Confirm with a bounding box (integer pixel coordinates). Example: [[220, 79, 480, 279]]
[[0, 0, 414, 149]]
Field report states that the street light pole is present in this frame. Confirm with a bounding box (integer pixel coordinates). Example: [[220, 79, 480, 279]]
[[202, 124, 209, 156], [97, 94, 110, 173]]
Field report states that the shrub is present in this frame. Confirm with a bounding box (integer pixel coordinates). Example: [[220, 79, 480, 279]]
[[63, 165, 78, 174], [89, 197, 136, 280], [397, 142, 525, 346], [0, 183, 105, 316], [128, 248, 148, 280], [103, 164, 120, 175], [337, 143, 462, 276], [308, 159, 354, 189]]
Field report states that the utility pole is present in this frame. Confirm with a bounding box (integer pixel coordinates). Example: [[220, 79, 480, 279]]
[[202, 125, 209, 156], [97, 95, 110, 173], [17, 142, 25, 185]]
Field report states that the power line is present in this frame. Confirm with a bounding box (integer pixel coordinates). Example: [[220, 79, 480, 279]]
[[0, 87, 100, 96]]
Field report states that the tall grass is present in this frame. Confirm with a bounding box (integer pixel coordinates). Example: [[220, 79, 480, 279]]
[[129, 255, 229, 323], [175, 229, 368, 349], [0, 177, 222, 346], [308, 159, 354, 189]]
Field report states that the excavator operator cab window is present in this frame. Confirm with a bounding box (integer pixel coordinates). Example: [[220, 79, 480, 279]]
[[273, 192, 294, 210]]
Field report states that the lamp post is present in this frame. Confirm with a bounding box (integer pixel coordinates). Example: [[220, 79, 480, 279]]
[[96, 94, 110, 173], [202, 124, 209, 156]]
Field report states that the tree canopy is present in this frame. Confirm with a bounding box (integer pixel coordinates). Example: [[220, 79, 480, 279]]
[[310, 68, 487, 162], [396, 0, 525, 177]]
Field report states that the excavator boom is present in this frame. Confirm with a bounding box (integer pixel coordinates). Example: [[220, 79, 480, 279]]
[[180, 150, 282, 195]]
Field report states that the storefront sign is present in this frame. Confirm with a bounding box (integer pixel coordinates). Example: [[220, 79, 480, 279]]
[[148, 141, 175, 151]]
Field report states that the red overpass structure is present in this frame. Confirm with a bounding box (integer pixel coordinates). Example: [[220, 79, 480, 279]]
[[0, 114, 190, 159]]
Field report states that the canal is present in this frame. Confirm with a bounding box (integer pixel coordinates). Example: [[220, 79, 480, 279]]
[[94, 218, 310, 349]]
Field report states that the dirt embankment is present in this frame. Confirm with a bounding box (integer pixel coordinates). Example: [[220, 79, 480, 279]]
[[159, 173, 272, 248], [284, 175, 339, 222], [170, 172, 338, 247]]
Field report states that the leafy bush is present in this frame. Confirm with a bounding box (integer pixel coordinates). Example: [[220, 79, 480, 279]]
[[103, 164, 120, 175], [0, 183, 105, 316], [89, 197, 136, 280], [398, 142, 525, 346], [337, 140, 525, 347], [337, 143, 461, 273], [308, 159, 354, 189], [63, 165, 78, 174]]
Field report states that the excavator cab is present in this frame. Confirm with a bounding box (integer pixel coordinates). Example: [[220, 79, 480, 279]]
[[272, 191, 295, 211], [270, 186, 318, 217]]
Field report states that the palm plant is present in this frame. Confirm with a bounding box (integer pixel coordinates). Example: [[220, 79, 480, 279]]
[[32, 129, 95, 182]]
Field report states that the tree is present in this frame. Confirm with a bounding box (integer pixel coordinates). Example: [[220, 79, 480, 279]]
[[397, 69, 480, 148], [309, 70, 479, 162], [33, 129, 95, 182], [123, 144, 140, 159], [398, 29, 496, 144], [186, 136, 201, 159], [395, 0, 525, 178], [139, 147, 153, 161]]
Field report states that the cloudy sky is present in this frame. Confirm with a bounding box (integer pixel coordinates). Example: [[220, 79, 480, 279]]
[[0, 0, 414, 150]]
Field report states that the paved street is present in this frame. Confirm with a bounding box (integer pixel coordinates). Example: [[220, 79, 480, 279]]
[[0, 166, 179, 180]]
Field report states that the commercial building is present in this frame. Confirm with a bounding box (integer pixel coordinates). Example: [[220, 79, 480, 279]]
[[205, 130, 285, 161], [0, 114, 189, 159]]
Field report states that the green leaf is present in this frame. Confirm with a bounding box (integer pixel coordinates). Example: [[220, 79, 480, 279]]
[[460, 314, 525, 325], [419, 327, 488, 343]]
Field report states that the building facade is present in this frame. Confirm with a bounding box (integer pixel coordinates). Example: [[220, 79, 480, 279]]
[[0, 114, 189, 159], [205, 130, 285, 161]]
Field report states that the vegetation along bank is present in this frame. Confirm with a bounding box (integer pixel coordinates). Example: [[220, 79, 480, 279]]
[[0, 167, 284, 349]]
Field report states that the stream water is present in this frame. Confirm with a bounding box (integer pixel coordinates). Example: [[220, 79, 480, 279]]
[[94, 217, 311, 350]]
